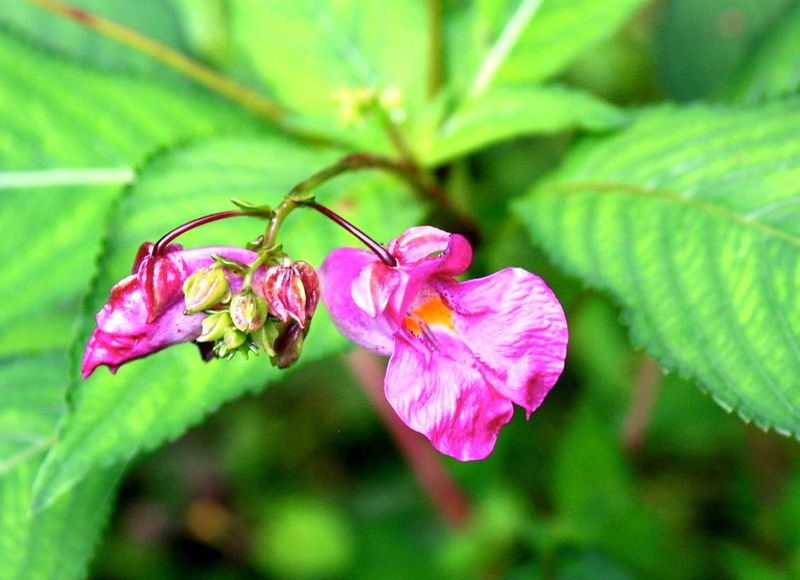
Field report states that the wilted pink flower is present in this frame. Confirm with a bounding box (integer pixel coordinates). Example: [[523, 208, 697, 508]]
[[82, 243, 256, 379], [320, 226, 568, 461]]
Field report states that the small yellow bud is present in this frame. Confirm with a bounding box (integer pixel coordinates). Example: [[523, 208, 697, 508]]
[[379, 86, 406, 123], [183, 266, 230, 314], [332, 86, 377, 127], [197, 311, 232, 342], [218, 327, 247, 357], [251, 321, 279, 356]]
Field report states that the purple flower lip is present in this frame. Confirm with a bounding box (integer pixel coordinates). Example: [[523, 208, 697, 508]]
[[320, 226, 568, 461], [81, 243, 257, 379]]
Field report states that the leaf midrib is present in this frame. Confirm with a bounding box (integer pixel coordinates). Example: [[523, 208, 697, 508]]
[[552, 180, 800, 247]]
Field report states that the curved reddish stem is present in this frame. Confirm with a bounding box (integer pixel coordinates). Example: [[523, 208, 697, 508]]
[[305, 202, 397, 268], [154, 210, 269, 254]]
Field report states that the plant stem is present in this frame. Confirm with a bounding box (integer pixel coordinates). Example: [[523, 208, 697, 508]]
[[622, 356, 663, 455], [294, 153, 479, 240], [288, 153, 413, 198], [155, 210, 269, 254], [27, 0, 330, 143], [272, 153, 480, 259], [242, 251, 275, 289], [305, 202, 397, 267], [375, 107, 417, 166], [262, 200, 297, 249], [259, 154, 415, 266], [427, 0, 444, 98]]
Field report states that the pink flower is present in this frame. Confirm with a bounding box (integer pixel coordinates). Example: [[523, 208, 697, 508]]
[[82, 243, 256, 379], [320, 226, 568, 461]]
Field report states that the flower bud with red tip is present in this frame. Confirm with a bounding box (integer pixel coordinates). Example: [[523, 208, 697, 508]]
[[230, 290, 268, 333], [133, 242, 191, 323], [256, 260, 320, 328]]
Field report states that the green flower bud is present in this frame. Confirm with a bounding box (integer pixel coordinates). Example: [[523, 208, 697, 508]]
[[217, 326, 247, 358], [197, 311, 232, 342], [252, 321, 279, 356], [230, 290, 268, 332], [183, 266, 230, 314]]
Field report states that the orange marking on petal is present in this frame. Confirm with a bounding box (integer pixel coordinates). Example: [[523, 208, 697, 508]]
[[403, 295, 455, 336]]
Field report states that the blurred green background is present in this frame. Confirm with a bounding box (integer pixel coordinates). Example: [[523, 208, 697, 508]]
[[3, 0, 800, 578]]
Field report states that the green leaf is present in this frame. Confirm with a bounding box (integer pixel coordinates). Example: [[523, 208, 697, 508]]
[[552, 368, 686, 575], [731, 6, 800, 103], [0, 31, 251, 170], [421, 0, 639, 162], [1, 0, 189, 75], [0, 352, 122, 580], [229, 0, 426, 148], [1, 460, 120, 580], [0, 32, 252, 356], [654, 0, 793, 101], [515, 103, 800, 436], [31, 135, 423, 510], [416, 85, 627, 166], [0, 189, 119, 356], [0, 354, 66, 474], [718, 544, 786, 580], [553, 406, 681, 576], [456, 0, 648, 97]]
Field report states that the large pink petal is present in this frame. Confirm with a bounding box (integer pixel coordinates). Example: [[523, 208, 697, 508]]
[[384, 334, 514, 461], [439, 268, 568, 416], [319, 248, 395, 355]]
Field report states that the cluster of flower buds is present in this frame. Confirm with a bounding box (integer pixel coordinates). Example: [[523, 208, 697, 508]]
[[180, 255, 320, 369], [82, 239, 321, 378]]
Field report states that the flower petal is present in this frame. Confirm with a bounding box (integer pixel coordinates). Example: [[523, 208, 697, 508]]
[[82, 245, 257, 378], [82, 285, 204, 378], [351, 260, 402, 318], [384, 334, 514, 461], [439, 267, 568, 416], [387, 226, 451, 263], [383, 233, 473, 322], [319, 248, 395, 355], [136, 244, 190, 323], [387, 226, 473, 276], [436, 233, 473, 276]]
